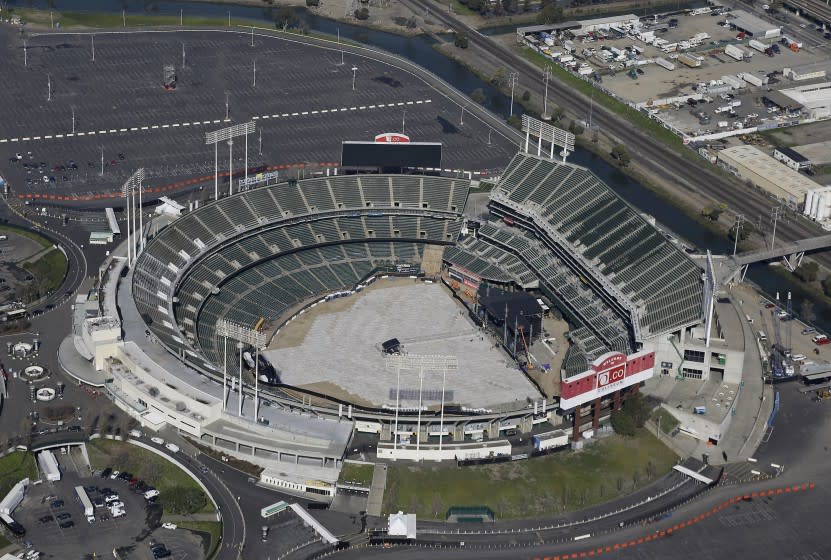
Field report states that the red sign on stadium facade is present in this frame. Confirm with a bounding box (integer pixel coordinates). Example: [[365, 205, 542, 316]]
[[558, 350, 655, 410], [374, 133, 411, 144]]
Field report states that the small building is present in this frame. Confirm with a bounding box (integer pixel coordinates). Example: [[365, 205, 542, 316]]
[[89, 231, 114, 245], [726, 9, 781, 39], [388, 511, 417, 539], [575, 14, 639, 35], [776, 82, 831, 120], [717, 145, 823, 209], [773, 146, 812, 170]]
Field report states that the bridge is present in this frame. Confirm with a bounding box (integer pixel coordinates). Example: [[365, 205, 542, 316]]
[[725, 233, 831, 284]]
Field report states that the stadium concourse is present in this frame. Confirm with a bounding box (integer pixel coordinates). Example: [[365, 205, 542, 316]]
[[62, 150, 748, 496]]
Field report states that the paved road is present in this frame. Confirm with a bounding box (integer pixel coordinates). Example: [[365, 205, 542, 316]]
[[402, 0, 831, 268]]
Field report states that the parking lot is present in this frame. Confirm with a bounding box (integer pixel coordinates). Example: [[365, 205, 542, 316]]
[[13, 470, 152, 558], [0, 27, 515, 203]]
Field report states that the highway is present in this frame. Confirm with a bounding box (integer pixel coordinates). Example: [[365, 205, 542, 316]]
[[400, 0, 831, 269]]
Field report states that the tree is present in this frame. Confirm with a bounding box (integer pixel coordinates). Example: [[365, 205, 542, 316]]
[[354, 7, 369, 20], [536, 3, 564, 24], [454, 32, 469, 49], [507, 114, 522, 129], [611, 409, 636, 435], [162, 486, 207, 515], [272, 7, 298, 30], [610, 144, 630, 166], [801, 300, 816, 324], [568, 120, 585, 136], [701, 206, 723, 221], [522, 90, 531, 102], [490, 66, 508, 88], [551, 105, 565, 122], [728, 220, 755, 242], [794, 261, 819, 283], [470, 88, 487, 105], [305, 0, 319, 6]]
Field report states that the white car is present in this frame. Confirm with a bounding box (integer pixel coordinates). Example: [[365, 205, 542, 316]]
[[128, 429, 143, 438], [150, 437, 165, 446], [162, 522, 177, 530], [165, 443, 180, 453], [144, 489, 160, 500]]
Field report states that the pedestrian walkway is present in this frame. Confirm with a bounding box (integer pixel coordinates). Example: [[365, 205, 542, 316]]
[[366, 463, 387, 517]]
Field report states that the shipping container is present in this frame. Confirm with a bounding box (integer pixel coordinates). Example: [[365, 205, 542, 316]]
[[724, 44, 745, 60], [748, 39, 767, 52], [741, 72, 763, 87], [655, 57, 676, 70]]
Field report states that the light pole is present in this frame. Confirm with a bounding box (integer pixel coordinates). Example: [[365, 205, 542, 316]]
[[23, 40, 27, 67], [122, 9, 125, 27], [237, 342, 244, 416], [182, 43, 186, 69], [402, 108, 406, 134], [258, 128, 262, 156], [351, 66, 358, 91], [508, 71, 518, 117], [542, 65, 552, 120], [91, 35, 95, 62], [250, 26, 254, 47], [47, 74, 51, 102], [732, 214, 744, 256], [460, 105, 465, 125], [225, 92, 230, 121], [227, 11, 231, 27], [337, 28, 344, 65], [100, 146, 104, 176], [180, 9, 183, 26], [487, 128, 492, 146], [252, 59, 256, 88], [71, 106, 75, 134]]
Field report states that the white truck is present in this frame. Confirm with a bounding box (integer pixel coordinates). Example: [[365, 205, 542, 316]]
[[75, 486, 94, 521], [748, 39, 767, 52]]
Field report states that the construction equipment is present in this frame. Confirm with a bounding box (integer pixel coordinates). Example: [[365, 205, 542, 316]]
[[519, 326, 534, 369]]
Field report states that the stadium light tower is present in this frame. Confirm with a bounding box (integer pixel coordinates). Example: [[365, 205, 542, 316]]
[[216, 320, 267, 417], [385, 354, 458, 460], [205, 121, 255, 200], [121, 169, 145, 265]]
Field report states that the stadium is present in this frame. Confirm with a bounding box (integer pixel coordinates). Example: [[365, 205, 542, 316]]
[[81, 138, 723, 495]]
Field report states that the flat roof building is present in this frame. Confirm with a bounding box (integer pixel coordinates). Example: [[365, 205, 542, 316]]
[[778, 82, 831, 120], [718, 145, 823, 209], [773, 146, 812, 170], [576, 14, 639, 34], [726, 9, 781, 39]]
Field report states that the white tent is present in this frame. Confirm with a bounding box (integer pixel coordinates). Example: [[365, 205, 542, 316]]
[[388, 511, 417, 539]]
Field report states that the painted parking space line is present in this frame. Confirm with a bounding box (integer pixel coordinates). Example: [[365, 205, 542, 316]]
[[0, 98, 433, 143]]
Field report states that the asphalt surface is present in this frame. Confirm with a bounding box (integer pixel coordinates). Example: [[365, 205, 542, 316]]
[[0, 27, 517, 204], [403, 0, 831, 270]]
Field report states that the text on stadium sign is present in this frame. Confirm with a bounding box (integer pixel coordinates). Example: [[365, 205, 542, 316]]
[[374, 133, 411, 143]]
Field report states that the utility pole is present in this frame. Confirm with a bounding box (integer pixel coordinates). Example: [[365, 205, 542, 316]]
[[542, 65, 552, 120], [770, 206, 782, 250], [508, 71, 518, 117], [732, 214, 744, 256]]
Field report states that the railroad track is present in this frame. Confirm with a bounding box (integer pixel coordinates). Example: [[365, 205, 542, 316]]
[[404, 0, 831, 267]]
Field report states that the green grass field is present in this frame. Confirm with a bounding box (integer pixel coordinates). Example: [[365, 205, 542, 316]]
[[652, 408, 681, 434], [176, 521, 222, 559], [23, 247, 68, 294], [383, 429, 678, 519], [0, 224, 52, 249], [0, 452, 38, 499], [338, 461, 374, 487], [0, 533, 10, 549], [87, 439, 214, 514]]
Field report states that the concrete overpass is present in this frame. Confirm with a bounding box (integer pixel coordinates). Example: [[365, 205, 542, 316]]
[[725, 233, 831, 283]]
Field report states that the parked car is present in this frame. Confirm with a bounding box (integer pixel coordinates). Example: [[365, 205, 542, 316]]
[[150, 437, 165, 445], [162, 522, 177, 530], [128, 429, 143, 438], [38, 515, 53, 524], [50, 500, 64, 509], [56, 513, 71, 521], [59, 520, 75, 529], [165, 443, 180, 453]]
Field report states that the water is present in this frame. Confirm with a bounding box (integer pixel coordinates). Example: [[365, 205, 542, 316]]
[[14, 0, 831, 331]]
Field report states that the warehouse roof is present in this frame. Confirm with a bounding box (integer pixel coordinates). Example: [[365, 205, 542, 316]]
[[775, 146, 810, 163], [727, 9, 780, 37], [718, 145, 822, 202]]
